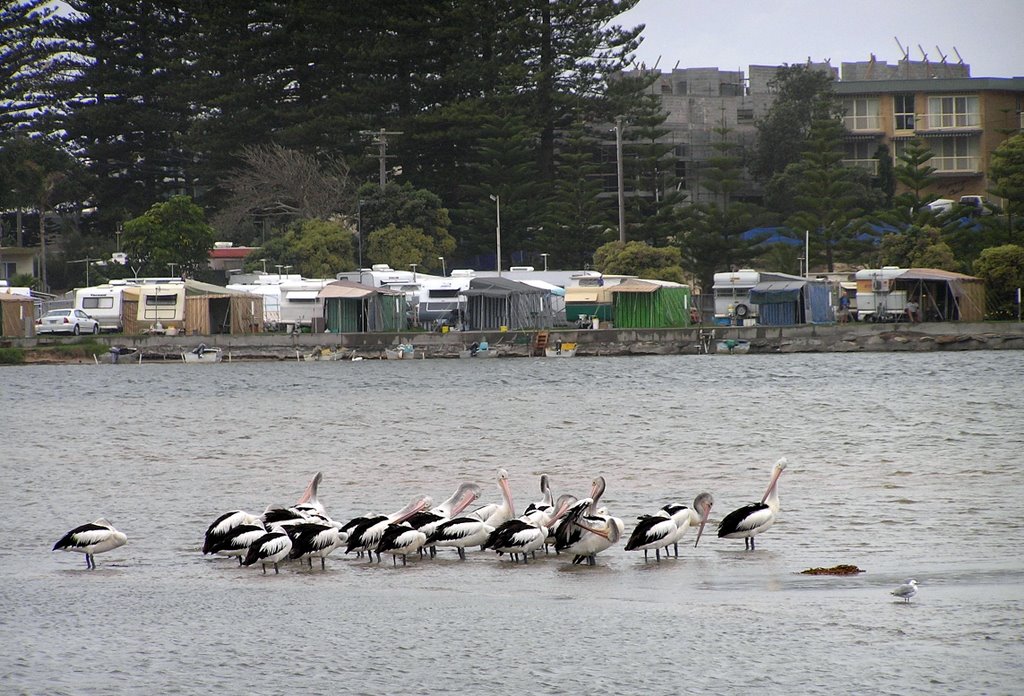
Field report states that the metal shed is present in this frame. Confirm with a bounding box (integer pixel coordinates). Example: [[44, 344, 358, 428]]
[[319, 280, 407, 333], [0, 292, 36, 337], [608, 279, 692, 328], [749, 278, 833, 325], [464, 277, 554, 330]]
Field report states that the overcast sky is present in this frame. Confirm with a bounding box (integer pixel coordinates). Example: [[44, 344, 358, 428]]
[[615, 0, 1024, 79]]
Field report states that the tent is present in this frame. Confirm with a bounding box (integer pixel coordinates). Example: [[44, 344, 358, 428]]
[[319, 280, 407, 333], [183, 279, 263, 335], [749, 278, 833, 325], [464, 277, 554, 330], [890, 268, 985, 322], [0, 292, 36, 337], [608, 279, 692, 328]]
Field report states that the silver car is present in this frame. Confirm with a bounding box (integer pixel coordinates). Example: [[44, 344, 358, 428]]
[[36, 309, 101, 335]]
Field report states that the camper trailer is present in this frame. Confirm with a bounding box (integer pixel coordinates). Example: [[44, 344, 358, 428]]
[[854, 267, 909, 322], [74, 280, 130, 332], [712, 269, 762, 324], [277, 278, 333, 331]]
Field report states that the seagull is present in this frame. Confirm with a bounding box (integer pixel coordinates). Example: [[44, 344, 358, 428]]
[[53, 518, 128, 569], [891, 579, 919, 603]]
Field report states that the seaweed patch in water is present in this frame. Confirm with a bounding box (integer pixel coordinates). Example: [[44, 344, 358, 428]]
[[800, 564, 865, 576]]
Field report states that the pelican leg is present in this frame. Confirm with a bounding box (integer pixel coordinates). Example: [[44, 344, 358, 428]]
[[401, 554, 407, 566], [307, 558, 313, 568], [261, 563, 267, 574], [655, 548, 661, 563], [674, 543, 680, 557], [458, 547, 466, 560], [273, 563, 279, 574], [321, 557, 326, 570], [237, 556, 243, 566], [643, 550, 649, 561]]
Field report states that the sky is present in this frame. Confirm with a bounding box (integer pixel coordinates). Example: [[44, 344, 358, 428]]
[[614, 0, 1024, 79]]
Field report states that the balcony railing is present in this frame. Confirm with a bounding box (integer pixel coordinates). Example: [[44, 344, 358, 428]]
[[842, 158, 879, 175], [933, 156, 980, 172], [843, 115, 882, 131], [921, 113, 981, 130]]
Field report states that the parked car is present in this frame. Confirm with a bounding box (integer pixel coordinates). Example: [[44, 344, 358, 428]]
[[36, 308, 101, 335]]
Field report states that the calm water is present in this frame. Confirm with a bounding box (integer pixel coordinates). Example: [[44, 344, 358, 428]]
[[1, 352, 1022, 695]]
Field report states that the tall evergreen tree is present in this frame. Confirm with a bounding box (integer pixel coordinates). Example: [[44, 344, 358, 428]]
[[0, 0, 60, 135]]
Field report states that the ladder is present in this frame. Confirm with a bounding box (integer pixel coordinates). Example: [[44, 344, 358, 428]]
[[533, 330, 549, 356]]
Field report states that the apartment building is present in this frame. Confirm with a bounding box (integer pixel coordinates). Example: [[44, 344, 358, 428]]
[[625, 58, 1022, 208], [835, 62, 1024, 204]]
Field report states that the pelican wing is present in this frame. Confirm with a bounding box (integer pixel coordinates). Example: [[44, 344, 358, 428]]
[[717, 503, 771, 537]]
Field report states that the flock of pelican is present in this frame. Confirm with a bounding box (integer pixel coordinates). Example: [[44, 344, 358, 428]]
[[53, 457, 791, 573]]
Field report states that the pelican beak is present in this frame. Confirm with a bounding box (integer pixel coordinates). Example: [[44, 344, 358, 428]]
[[693, 502, 713, 547], [451, 485, 480, 517], [296, 471, 323, 505], [573, 520, 618, 542], [760, 464, 785, 504], [394, 495, 432, 524], [499, 475, 515, 519]]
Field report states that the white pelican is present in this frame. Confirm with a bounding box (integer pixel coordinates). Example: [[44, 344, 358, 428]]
[[242, 526, 293, 574], [345, 495, 432, 560], [483, 494, 576, 563], [468, 469, 515, 528], [261, 505, 310, 529], [207, 523, 267, 565], [287, 523, 348, 569], [891, 579, 919, 603], [203, 510, 261, 555], [717, 457, 787, 550], [426, 518, 495, 560], [53, 518, 128, 569], [375, 524, 427, 566]]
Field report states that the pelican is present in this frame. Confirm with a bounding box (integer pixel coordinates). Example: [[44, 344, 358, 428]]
[[523, 474, 553, 515], [468, 469, 515, 528], [483, 494, 576, 563], [345, 495, 432, 560], [555, 477, 623, 565], [376, 524, 427, 566], [287, 523, 348, 569], [293, 471, 326, 516], [891, 579, 919, 603], [407, 482, 481, 542], [261, 505, 310, 529], [203, 510, 261, 555], [677, 492, 715, 552], [53, 518, 128, 569], [242, 526, 293, 574], [717, 457, 787, 550], [624, 511, 678, 562], [426, 518, 495, 560], [207, 523, 267, 565]]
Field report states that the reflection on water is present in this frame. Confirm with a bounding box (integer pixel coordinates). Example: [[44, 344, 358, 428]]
[[2, 351, 1022, 694]]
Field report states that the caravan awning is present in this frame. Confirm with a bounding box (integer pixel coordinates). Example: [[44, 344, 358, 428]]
[[750, 280, 806, 304], [286, 291, 321, 300]]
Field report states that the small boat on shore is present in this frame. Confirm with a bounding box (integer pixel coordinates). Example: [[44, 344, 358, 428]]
[[304, 346, 344, 361], [716, 338, 750, 354], [182, 344, 223, 363], [545, 341, 577, 358], [459, 341, 498, 358], [385, 343, 417, 360]]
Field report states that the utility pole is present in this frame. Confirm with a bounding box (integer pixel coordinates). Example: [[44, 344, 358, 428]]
[[361, 128, 404, 190], [615, 119, 626, 244]]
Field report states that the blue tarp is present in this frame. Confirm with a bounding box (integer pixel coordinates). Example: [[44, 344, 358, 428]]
[[750, 279, 834, 325]]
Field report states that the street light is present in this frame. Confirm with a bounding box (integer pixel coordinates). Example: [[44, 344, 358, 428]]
[[438, 256, 446, 276], [259, 258, 268, 273], [167, 262, 179, 277], [275, 264, 284, 275], [409, 263, 418, 281], [540, 253, 549, 272], [489, 194, 501, 276]]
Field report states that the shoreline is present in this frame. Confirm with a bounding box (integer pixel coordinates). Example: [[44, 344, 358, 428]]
[[6, 321, 1024, 364]]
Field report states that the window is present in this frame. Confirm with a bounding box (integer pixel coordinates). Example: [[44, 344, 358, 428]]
[[1, 261, 14, 280], [146, 293, 178, 306], [932, 136, 980, 172], [843, 98, 881, 130], [894, 94, 915, 130], [925, 95, 980, 129], [82, 297, 114, 310], [843, 141, 879, 175], [737, 108, 754, 123]]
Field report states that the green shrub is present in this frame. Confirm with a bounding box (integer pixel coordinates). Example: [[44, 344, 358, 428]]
[[0, 347, 25, 364]]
